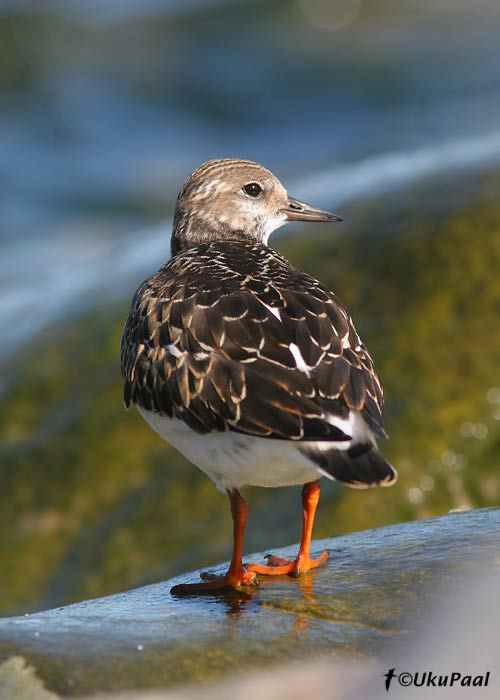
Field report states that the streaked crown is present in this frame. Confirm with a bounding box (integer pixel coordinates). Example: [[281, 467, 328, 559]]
[[171, 158, 342, 256]]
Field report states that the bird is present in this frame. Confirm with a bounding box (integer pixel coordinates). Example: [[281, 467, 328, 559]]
[[121, 158, 397, 594]]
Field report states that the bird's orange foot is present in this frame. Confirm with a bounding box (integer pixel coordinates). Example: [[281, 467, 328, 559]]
[[247, 549, 329, 577], [171, 567, 257, 595]]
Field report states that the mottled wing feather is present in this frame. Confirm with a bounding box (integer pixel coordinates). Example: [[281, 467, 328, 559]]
[[121, 242, 385, 441]]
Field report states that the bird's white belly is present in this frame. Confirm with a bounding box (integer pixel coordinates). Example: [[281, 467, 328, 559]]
[[138, 408, 323, 491]]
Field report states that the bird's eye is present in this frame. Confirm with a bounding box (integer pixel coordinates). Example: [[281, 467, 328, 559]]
[[243, 182, 263, 198]]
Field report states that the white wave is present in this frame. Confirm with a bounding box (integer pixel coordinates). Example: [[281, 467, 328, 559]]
[[0, 0, 244, 23], [296, 129, 500, 207]]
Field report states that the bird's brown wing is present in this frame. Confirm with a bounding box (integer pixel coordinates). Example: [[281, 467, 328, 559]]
[[121, 270, 384, 441]]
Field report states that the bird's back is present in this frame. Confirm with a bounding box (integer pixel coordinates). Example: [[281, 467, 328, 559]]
[[121, 240, 395, 488]]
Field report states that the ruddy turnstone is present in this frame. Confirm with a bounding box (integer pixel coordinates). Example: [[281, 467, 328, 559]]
[[121, 158, 397, 593]]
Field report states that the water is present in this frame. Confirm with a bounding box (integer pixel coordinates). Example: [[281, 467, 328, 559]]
[[1, 0, 500, 356]]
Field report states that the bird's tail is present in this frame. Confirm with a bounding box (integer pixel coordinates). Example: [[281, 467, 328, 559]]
[[300, 442, 397, 488]]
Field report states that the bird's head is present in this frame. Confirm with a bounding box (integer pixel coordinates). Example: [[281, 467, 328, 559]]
[[171, 158, 342, 255]]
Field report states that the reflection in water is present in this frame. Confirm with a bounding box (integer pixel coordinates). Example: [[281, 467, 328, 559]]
[[170, 582, 259, 615], [255, 568, 331, 634]]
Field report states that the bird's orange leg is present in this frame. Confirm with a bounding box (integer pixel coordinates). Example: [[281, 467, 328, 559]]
[[247, 480, 329, 576], [171, 488, 257, 594]]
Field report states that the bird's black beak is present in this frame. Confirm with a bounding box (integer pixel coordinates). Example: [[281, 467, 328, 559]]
[[281, 197, 343, 223]]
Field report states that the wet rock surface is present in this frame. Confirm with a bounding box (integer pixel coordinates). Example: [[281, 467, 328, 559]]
[[0, 508, 498, 697]]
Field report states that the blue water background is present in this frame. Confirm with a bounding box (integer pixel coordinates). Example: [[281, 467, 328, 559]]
[[1, 0, 500, 358]]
